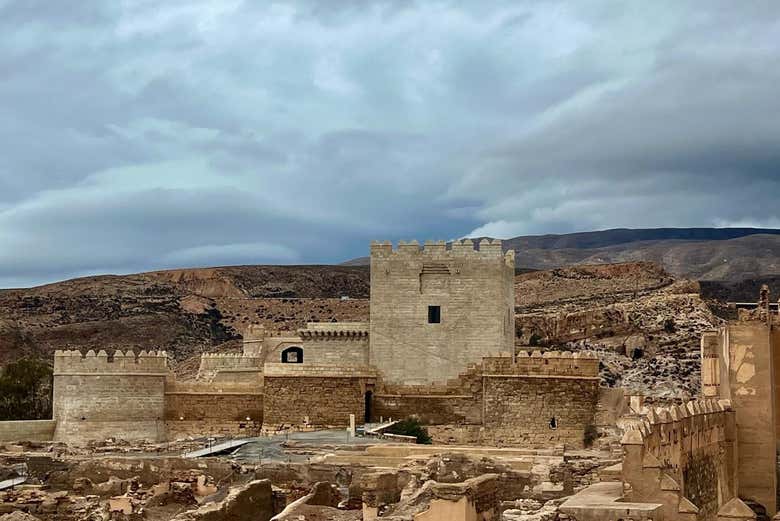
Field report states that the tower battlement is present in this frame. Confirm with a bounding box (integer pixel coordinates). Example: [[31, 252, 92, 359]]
[[54, 349, 168, 374], [370, 239, 514, 265]]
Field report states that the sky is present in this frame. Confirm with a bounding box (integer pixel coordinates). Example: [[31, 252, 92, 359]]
[[1, 1, 779, 288]]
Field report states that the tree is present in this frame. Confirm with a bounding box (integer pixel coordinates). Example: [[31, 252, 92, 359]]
[[0, 357, 53, 420]]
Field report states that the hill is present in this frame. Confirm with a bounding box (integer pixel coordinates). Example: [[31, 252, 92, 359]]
[[0, 266, 370, 368], [344, 228, 780, 282], [0, 260, 727, 397]]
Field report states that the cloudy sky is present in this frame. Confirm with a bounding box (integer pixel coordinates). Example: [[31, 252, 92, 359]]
[[1, 1, 779, 287]]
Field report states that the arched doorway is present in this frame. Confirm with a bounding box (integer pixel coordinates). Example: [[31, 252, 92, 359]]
[[281, 346, 303, 363]]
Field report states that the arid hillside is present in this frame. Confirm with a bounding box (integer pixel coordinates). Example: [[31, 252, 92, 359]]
[[514, 262, 718, 398], [0, 261, 725, 398], [0, 266, 370, 367]]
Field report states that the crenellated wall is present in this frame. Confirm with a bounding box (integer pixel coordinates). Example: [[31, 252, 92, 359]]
[[369, 239, 515, 385], [621, 399, 738, 521], [53, 350, 168, 443], [375, 351, 600, 448]]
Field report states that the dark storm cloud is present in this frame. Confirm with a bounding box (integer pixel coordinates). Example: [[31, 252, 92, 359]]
[[0, 0, 778, 287]]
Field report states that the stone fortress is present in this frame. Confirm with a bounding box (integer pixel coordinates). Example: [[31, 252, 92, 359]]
[[47, 239, 599, 448], [7, 241, 780, 520]]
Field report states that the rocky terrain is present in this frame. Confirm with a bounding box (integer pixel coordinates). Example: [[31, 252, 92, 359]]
[[0, 259, 727, 398], [0, 266, 369, 366], [514, 263, 717, 398]]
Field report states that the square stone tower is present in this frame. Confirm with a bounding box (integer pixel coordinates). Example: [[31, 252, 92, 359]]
[[369, 239, 515, 385]]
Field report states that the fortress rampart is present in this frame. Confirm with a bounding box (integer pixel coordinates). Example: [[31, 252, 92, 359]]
[[374, 353, 599, 448], [54, 349, 168, 374], [53, 350, 168, 443], [483, 350, 599, 378], [621, 399, 737, 520]]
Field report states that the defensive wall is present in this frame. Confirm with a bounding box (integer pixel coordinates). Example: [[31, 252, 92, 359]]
[[164, 378, 263, 439], [262, 363, 377, 429], [49, 349, 265, 443], [259, 349, 599, 448], [618, 399, 741, 521], [196, 353, 264, 385], [369, 239, 515, 386], [53, 349, 168, 443]]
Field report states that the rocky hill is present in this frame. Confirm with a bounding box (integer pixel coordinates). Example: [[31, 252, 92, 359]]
[[514, 263, 717, 398], [0, 266, 370, 368], [345, 228, 780, 282], [0, 261, 725, 398]]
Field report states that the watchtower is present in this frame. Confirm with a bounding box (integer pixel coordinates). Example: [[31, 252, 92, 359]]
[[369, 239, 515, 385]]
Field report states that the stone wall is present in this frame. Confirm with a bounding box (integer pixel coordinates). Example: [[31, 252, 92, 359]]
[[0, 420, 56, 442], [164, 380, 263, 439], [196, 353, 263, 382], [372, 352, 599, 449], [263, 368, 375, 428], [297, 322, 370, 366], [483, 374, 599, 448], [373, 362, 484, 424], [369, 239, 515, 385], [621, 399, 737, 521], [703, 321, 778, 516], [53, 350, 168, 443]]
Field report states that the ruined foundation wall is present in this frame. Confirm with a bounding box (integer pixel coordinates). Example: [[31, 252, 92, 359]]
[[53, 350, 167, 443], [369, 240, 515, 385]]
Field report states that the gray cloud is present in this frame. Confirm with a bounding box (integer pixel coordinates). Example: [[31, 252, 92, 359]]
[[0, 0, 779, 287]]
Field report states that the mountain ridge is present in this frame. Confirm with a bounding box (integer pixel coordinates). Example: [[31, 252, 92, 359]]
[[343, 227, 780, 282]]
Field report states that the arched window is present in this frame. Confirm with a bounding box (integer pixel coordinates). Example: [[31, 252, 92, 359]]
[[281, 346, 303, 364]]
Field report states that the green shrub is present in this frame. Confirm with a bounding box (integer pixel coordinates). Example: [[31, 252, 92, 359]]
[[583, 423, 598, 448], [529, 333, 543, 346], [0, 357, 53, 420], [387, 417, 432, 444]]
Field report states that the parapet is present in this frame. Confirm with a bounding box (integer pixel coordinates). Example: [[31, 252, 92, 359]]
[[370, 239, 513, 264], [299, 322, 369, 339], [621, 398, 733, 451], [483, 350, 599, 378], [54, 349, 169, 374]]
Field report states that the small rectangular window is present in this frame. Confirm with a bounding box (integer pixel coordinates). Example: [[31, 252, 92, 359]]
[[428, 305, 441, 324]]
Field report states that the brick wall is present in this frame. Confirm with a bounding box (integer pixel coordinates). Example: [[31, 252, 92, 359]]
[[369, 239, 515, 385]]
